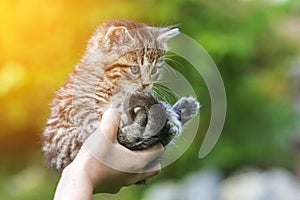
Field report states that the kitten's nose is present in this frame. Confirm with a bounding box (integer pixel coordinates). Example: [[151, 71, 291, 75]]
[[142, 83, 149, 89]]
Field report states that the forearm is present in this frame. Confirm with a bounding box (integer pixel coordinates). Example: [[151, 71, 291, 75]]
[[53, 159, 93, 200]]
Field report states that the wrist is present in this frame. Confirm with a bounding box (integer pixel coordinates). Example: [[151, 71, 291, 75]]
[[71, 147, 104, 187], [62, 158, 93, 189], [54, 156, 94, 200]]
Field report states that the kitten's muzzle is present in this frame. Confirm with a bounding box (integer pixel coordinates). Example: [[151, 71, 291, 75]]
[[141, 83, 150, 89]]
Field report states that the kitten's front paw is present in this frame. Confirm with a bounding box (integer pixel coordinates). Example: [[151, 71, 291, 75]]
[[118, 123, 143, 145], [173, 97, 201, 125], [166, 119, 182, 136], [159, 111, 182, 146]]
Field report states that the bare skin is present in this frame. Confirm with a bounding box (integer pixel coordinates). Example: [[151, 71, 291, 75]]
[[54, 108, 163, 200]]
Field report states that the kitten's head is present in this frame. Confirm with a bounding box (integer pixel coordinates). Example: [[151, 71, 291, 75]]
[[86, 20, 179, 92]]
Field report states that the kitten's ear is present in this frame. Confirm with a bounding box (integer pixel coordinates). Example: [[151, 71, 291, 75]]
[[103, 26, 133, 47], [158, 25, 180, 41]]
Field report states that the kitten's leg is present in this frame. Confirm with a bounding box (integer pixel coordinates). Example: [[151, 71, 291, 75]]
[[173, 97, 200, 125], [158, 102, 182, 146], [117, 108, 147, 150], [152, 97, 200, 146], [143, 104, 167, 138], [130, 102, 182, 149], [132, 104, 171, 149]]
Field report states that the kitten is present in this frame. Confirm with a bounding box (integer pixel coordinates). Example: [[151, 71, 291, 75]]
[[42, 20, 200, 172]]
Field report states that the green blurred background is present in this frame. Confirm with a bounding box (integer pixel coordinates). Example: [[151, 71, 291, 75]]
[[0, 0, 299, 199]]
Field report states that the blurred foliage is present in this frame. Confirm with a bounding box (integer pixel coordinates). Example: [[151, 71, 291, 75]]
[[0, 0, 300, 199]]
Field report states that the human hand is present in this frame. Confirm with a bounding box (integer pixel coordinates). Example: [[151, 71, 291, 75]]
[[54, 108, 163, 200], [83, 108, 164, 192]]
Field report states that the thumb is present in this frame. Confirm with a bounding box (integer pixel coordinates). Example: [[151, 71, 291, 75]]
[[100, 108, 120, 142]]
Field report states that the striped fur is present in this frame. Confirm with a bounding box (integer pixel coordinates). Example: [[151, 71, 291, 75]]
[[42, 20, 179, 171]]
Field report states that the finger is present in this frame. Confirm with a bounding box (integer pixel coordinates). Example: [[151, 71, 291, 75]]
[[83, 108, 120, 162], [146, 142, 164, 151], [139, 142, 164, 157], [140, 161, 161, 179], [134, 143, 164, 170], [100, 108, 120, 142], [126, 161, 161, 186], [142, 156, 162, 173], [106, 143, 163, 173]]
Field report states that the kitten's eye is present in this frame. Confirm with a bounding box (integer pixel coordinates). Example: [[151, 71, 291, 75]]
[[130, 66, 140, 75], [151, 66, 158, 75]]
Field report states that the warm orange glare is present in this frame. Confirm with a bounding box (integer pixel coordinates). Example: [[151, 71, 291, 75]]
[[0, 61, 27, 97]]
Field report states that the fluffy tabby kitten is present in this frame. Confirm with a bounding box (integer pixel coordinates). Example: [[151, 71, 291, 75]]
[[42, 20, 200, 172]]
